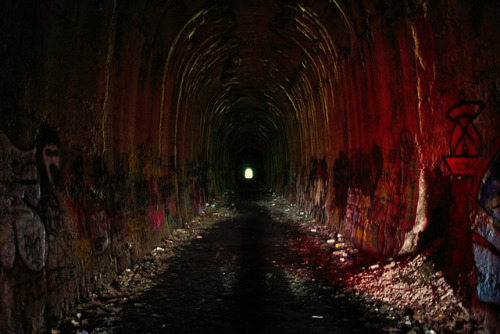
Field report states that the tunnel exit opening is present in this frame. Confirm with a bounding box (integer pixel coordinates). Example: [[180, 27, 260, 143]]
[[235, 148, 264, 192], [244, 168, 254, 179]]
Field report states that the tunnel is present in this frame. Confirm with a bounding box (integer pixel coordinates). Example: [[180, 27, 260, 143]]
[[0, 0, 499, 332]]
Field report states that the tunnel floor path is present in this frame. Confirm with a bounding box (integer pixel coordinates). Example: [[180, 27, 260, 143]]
[[59, 194, 453, 334]]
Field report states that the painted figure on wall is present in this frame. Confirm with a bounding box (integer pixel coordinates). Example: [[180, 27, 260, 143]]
[[444, 92, 485, 176], [0, 130, 47, 272]]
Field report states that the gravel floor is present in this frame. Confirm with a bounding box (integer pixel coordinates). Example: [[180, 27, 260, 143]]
[[56, 194, 486, 334]]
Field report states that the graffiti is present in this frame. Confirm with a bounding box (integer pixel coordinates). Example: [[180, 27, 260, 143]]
[[334, 143, 382, 216], [333, 129, 417, 254], [472, 147, 500, 304], [0, 130, 48, 272], [19, 162, 41, 209], [0, 114, 190, 329], [42, 145, 60, 183], [66, 149, 176, 254], [39, 191, 62, 236], [477, 149, 500, 222], [86, 203, 110, 254], [444, 91, 485, 175], [180, 161, 208, 219], [45, 215, 77, 294], [345, 188, 361, 233], [371, 129, 398, 229], [37, 127, 61, 187], [67, 154, 112, 255], [148, 206, 164, 231], [368, 129, 418, 252], [66, 194, 111, 256], [302, 158, 329, 221], [344, 187, 372, 241], [36, 129, 64, 257], [16, 213, 46, 272], [472, 211, 500, 304]]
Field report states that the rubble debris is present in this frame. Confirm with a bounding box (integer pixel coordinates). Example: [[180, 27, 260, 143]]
[[266, 195, 486, 334], [56, 195, 485, 334]]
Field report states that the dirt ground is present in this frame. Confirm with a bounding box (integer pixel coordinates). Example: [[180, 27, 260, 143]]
[[56, 193, 486, 334]]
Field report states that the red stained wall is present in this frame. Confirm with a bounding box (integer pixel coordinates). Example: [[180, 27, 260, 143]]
[[290, 1, 500, 325]]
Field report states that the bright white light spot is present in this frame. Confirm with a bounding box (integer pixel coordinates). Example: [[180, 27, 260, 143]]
[[244, 168, 253, 179]]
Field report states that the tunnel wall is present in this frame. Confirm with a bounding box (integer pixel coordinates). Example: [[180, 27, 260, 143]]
[[286, 0, 500, 325], [0, 2, 211, 332], [0, 0, 499, 332]]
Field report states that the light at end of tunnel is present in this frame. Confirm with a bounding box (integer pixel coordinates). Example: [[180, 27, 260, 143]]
[[244, 168, 253, 179]]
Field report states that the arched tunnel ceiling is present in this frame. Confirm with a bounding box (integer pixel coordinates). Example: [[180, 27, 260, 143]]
[[3, 2, 500, 329], [147, 0, 364, 186], [115, 0, 365, 189]]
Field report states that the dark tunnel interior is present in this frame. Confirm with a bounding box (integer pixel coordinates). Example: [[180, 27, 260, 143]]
[[0, 0, 499, 332]]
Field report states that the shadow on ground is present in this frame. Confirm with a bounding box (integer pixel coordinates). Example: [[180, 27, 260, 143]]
[[64, 196, 418, 334]]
